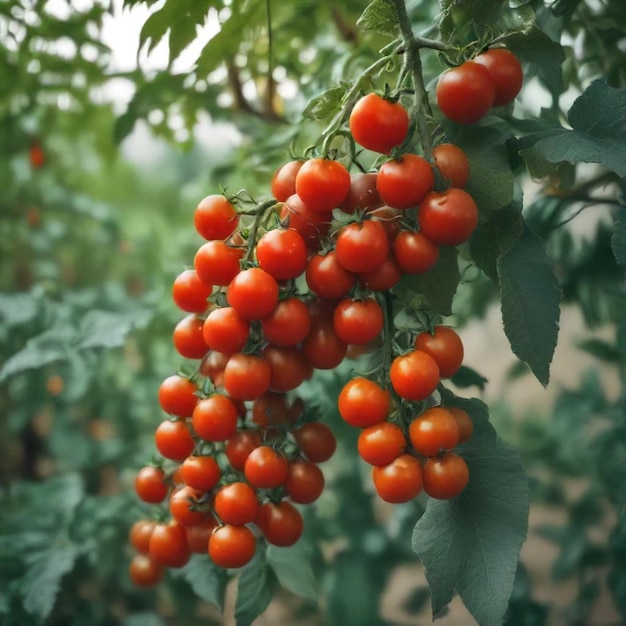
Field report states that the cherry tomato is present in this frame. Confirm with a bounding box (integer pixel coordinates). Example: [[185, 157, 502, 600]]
[[158, 375, 198, 417], [333, 297, 383, 346], [280, 194, 333, 248], [295, 158, 351, 212], [214, 481, 258, 525], [262, 344, 310, 392], [192, 394, 239, 442], [392, 230, 440, 274], [408, 407, 460, 457], [294, 421, 337, 463], [135, 466, 168, 504], [256, 228, 308, 280], [199, 350, 229, 387], [432, 143, 470, 188], [358, 421, 406, 466], [251, 391, 290, 428], [149, 521, 190, 568], [272, 160, 304, 202], [447, 406, 474, 444], [306, 251, 356, 300], [225, 430, 262, 471], [302, 316, 347, 370], [226, 267, 279, 321], [173, 314, 208, 360], [436, 61, 495, 124], [184, 514, 218, 553], [255, 500, 303, 547], [340, 173, 383, 214], [169, 485, 205, 527], [261, 297, 311, 346], [155, 419, 195, 461], [180, 455, 221, 492], [335, 220, 389, 273], [390, 350, 440, 401], [372, 454, 423, 503], [244, 445, 289, 488], [129, 554, 163, 587], [209, 524, 256, 568], [202, 307, 250, 354], [194, 240, 243, 286], [473, 48, 523, 107], [358, 254, 402, 291], [194, 194, 239, 241], [223, 353, 272, 401], [377, 154, 434, 209], [129, 519, 157, 554], [422, 452, 469, 499], [285, 460, 325, 504], [414, 325, 464, 378], [349, 94, 409, 154], [172, 269, 212, 313], [417, 188, 478, 247], [338, 377, 390, 428]]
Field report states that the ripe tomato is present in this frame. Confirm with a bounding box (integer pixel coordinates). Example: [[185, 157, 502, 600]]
[[390, 350, 440, 401], [227, 267, 279, 320], [135, 466, 168, 503], [194, 240, 243, 286], [358, 421, 406, 466], [338, 377, 390, 427], [209, 524, 256, 568], [172, 269, 212, 313], [335, 220, 389, 273], [473, 48, 523, 107], [149, 521, 190, 568], [255, 500, 303, 547], [194, 194, 239, 241], [169, 485, 205, 527], [180, 455, 221, 492], [376, 154, 434, 209], [202, 307, 250, 355], [251, 391, 290, 428], [447, 406, 474, 444], [223, 353, 271, 401], [436, 61, 495, 124], [285, 460, 325, 504], [29, 141, 45, 169], [272, 160, 304, 202], [306, 251, 356, 300], [358, 254, 402, 291], [408, 407, 460, 457], [244, 445, 289, 488], [155, 419, 195, 461], [184, 514, 218, 553], [294, 421, 337, 463], [349, 93, 409, 154], [225, 430, 262, 471], [333, 297, 383, 346], [417, 188, 478, 247], [295, 158, 351, 212], [192, 394, 239, 442], [129, 554, 163, 587], [173, 314, 208, 360], [372, 454, 423, 503], [280, 194, 332, 248], [261, 297, 311, 346], [414, 325, 464, 378], [302, 316, 348, 370], [422, 452, 469, 499], [158, 375, 198, 417], [214, 482, 258, 525], [432, 143, 470, 188], [200, 350, 229, 387], [129, 519, 157, 554], [340, 173, 383, 214], [256, 228, 308, 280], [262, 344, 310, 392], [392, 230, 439, 274]]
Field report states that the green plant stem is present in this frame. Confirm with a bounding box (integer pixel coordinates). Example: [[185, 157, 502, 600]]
[[392, 0, 434, 158], [242, 199, 278, 265]]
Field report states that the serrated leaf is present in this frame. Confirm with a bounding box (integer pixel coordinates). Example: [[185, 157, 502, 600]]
[[497, 225, 560, 386], [266, 543, 317, 602], [235, 549, 277, 626], [302, 82, 351, 121], [412, 415, 529, 626], [174, 555, 228, 610], [356, 0, 399, 35], [78, 308, 152, 350], [22, 543, 80, 620]]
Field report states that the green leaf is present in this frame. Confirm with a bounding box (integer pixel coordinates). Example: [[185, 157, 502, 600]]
[[356, 0, 399, 36], [302, 82, 351, 121], [22, 543, 80, 620], [235, 549, 277, 626], [612, 205, 626, 274], [412, 415, 529, 626], [536, 525, 587, 580], [78, 308, 153, 349], [266, 542, 317, 602], [174, 555, 228, 610], [450, 365, 488, 390], [122, 613, 167, 626], [0, 292, 39, 327], [576, 338, 620, 362], [497, 225, 560, 386]]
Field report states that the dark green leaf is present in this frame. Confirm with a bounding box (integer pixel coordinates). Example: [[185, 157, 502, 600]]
[[356, 0, 399, 36], [235, 549, 277, 626], [174, 555, 228, 610], [576, 338, 620, 362], [612, 206, 626, 273], [413, 416, 529, 626], [266, 542, 317, 601], [302, 82, 351, 121], [78, 308, 153, 349], [113, 112, 138, 144], [497, 225, 560, 386], [450, 365, 488, 390]]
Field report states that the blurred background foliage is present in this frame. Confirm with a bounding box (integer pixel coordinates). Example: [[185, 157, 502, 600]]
[[0, 0, 624, 625]]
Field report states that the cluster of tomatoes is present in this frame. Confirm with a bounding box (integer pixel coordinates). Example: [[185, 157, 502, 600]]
[[128, 47, 523, 589]]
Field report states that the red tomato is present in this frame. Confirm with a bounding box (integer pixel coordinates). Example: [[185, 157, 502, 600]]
[[358, 421, 406, 466], [414, 325, 464, 378], [202, 307, 250, 354], [272, 160, 304, 201], [158, 375, 198, 417], [149, 521, 190, 568], [129, 520, 157, 554], [180, 455, 221, 492], [169, 485, 205, 527], [135, 466, 168, 503], [194, 240, 243, 286], [184, 515, 218, 553], [349, 93, 409, 154], [173, 314, 208, 360], [422, 452, 469, 499], [227, 267, 279, 320], [358, 254, 402, 291], [244, 445, 289, 488], [390, 350, 440, 401], [172, 269, 212, 313], [294, 421, 337, 463], [262, 344, 310, 392], [335, 220, 389, 273], [280, 194, 333, 248], [447, 407, 474, 444], [209, 524, 256, 568], [302, 316, 347, 370], [376, 154, 435, 209], [432, 143, 470, 188], [199, 350, 229, 387], [223, 353, 271, 401], [436, 61, 496, 124], [214, 482, 258, 525], [251, 391, 291, 428], [261, 297, 311, 346], [155, 419, 195, 461], [306, 251, 356, 300], [333, 297, 384, 346], [338, 377, 389, 427], [129, 554, 163, 587], [295, 158, 351, 212], [408, 407, 460, 457], [256, 228, 308, 280], [225, 430, 262, 471], [340, 173, 383, 214], [372, 454, 423, 503], [417, 188, 478, 247], [194, 194, 239, 240], [192, 394, 240, 442], [285, 460, 325, 504], [392, 230, 440, 274], [473, 48, 523, 107], [255, 501, 303, 547]]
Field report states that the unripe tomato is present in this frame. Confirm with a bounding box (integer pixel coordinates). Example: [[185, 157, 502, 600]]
[[473, 48, 523, 107]]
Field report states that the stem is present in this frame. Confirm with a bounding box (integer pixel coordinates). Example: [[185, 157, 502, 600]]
[[242, 199, 278, 265], [380, 291, 396, 386], [392, 0, 434, 158]]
